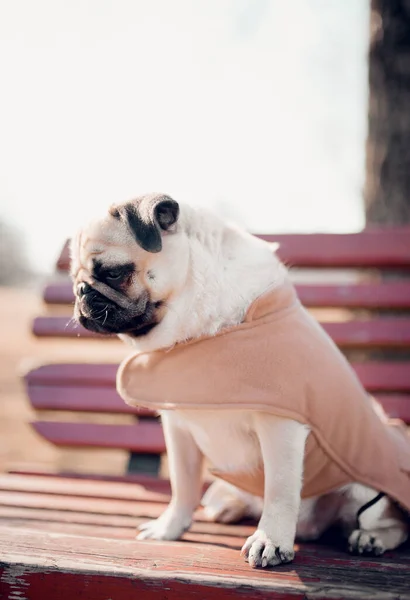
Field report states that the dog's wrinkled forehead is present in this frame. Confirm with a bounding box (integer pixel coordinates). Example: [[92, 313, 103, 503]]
[[70, 214, 133, 281], [71, 193, 179, 280]]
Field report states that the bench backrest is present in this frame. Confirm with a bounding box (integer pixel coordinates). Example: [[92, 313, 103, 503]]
[[26, 228, 410, 475]]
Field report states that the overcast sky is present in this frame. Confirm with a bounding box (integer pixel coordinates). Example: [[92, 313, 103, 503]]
[[0, 0, 369, 273]]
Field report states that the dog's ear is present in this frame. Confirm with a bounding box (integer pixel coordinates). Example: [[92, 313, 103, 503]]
[[153, 197, 179, 232], [112, 194, 179, 253]]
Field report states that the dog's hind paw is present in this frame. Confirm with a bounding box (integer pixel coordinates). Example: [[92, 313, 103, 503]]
[[348, 529, 385, 556]]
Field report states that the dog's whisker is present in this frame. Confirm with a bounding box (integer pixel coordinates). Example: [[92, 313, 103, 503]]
[[90, 304, 110, 320], [65, 316, 78, 331]]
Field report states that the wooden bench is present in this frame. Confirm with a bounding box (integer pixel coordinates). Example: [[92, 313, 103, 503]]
[[1, 228, 410, 599]]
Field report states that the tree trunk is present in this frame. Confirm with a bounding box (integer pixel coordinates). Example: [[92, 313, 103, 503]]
[[364, 0, 410, 225]]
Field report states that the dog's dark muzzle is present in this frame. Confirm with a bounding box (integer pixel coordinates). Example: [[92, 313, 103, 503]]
[[75, 282, 157, 336]]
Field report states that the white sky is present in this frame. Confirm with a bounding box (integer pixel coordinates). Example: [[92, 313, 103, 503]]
[[0, 0, 369, 274]]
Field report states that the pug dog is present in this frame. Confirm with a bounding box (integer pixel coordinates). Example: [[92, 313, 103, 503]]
[[71, 193, 408, 568]]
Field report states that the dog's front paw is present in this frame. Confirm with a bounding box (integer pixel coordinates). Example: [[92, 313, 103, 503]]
[[137, 509, 191, 541], [241, 529, 295, 568]]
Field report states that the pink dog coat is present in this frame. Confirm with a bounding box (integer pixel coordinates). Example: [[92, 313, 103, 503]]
[[117, 281, 410, 513]]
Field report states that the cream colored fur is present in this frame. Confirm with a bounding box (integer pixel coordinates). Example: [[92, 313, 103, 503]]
[[72, 199, 408, 568]]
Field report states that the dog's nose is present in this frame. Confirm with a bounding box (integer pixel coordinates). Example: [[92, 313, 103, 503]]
[[77, 282, 92, 298]]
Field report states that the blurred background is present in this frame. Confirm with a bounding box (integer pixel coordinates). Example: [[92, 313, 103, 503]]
[[0, 0, 409, 475], [0, 0, 371, 277]]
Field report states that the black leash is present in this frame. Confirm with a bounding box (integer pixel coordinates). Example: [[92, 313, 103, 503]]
[[356, 492, 385, 529]]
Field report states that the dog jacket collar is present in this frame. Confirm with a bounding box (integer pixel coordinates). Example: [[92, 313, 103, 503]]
[[117, 281, 410, 514]]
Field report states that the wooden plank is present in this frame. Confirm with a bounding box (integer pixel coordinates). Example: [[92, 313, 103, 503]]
[[0, 491, 240, 530], [43, 279, 410, 309], [25, 361, 410, 391], [43, 281, 74, 304], [271, 230, 410, 268], [1, 515, 255, 549], [1, 527, 410, 600], [0, 505, 254, 541], [26, 385, 410, 422], [352, 362, 410, 391], [322, 320, 410, 348], [0, 505, 142, 530], [57, 228, 410, 271], [0, 473, 171, 502], [31, 315, 410, 347], [32, 316, 110, 338], [6, 469, 181, 488], [376, 394, 410, 422], [31, 421, 165, 453], [28, 385, 155, 415], [0, 490, 168, 518], [25, 363, 119, 387], [57, 240, 71, 271], [1, 516, 143, 541], [296, 282, 410, 309]]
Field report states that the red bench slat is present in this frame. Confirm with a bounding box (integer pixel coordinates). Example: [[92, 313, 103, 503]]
[[32, 316, 109, 338], [0, 490, 166, 518], [28, 385, 154, 415], [28, 387, 410, 422], [373, 394, 410, 422], [296, 282, 410, 309], [7, 470, 178, 488], [270, 229, 410, 268], [44, 282, 74, 304], [32, 315, 410, 347], [0, 505, 253, 543], [0, 473, 170, 502], [57, 228, 410, 271], [25, 363, 119, 387], [2, 525, 409, 600], [351, 362, 410, 391], [43, 280, 410, 309], [25, 361, 410, 392], [0, 515, 255, 548], [322, 319, 410, 348], [31, 421, 165, 453], [57, 241, 71, 270]]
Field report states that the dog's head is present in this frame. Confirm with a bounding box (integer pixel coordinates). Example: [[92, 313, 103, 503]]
[[71, 193, 189, 339]]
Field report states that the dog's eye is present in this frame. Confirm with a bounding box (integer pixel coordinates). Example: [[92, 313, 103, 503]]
[[104, 267, 135, 287], [105, 271, 123, 282], [93, 261, 135, 286]]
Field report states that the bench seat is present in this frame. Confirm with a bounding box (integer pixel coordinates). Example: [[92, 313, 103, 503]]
[[1, 472, 409, 600]]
